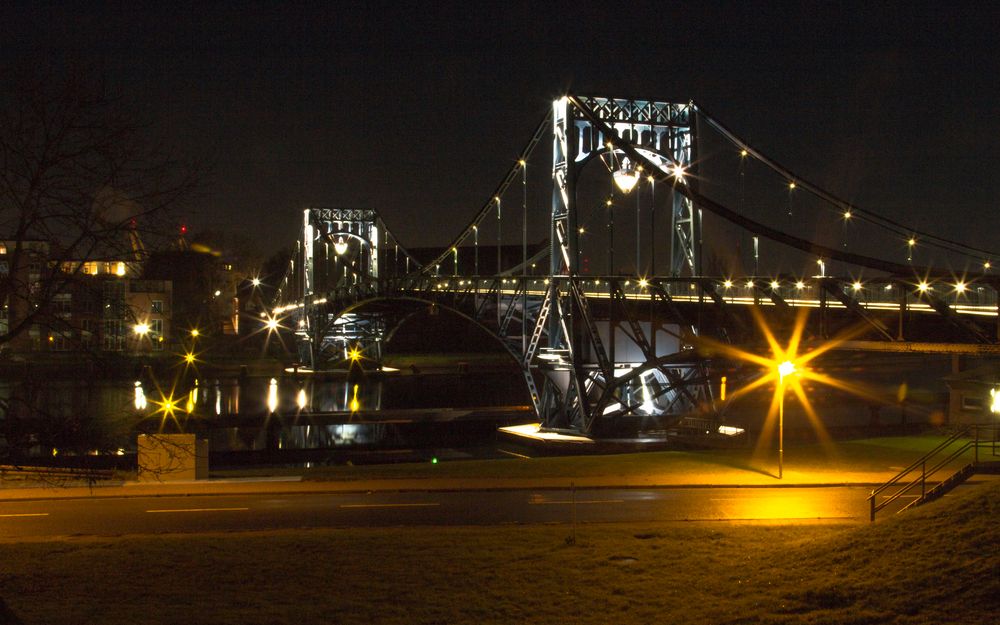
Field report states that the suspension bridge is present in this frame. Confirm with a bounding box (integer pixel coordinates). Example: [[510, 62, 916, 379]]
[[270, 94, 1000, 438]]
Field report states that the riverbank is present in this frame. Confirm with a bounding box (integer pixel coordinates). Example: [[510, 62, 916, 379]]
[[0, 432, 977, 500]]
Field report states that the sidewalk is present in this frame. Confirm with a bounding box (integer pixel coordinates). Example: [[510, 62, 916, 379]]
[[2, 436, 942, 501]]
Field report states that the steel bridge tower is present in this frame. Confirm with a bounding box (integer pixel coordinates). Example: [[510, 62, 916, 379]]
[[533, 96, 712, 434], [551, 96, 699, 279], [298, 207, 385, 367]]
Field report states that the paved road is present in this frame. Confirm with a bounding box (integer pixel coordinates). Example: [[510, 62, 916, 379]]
[[0, 486, 875, 539], [3, 480, 990, 539]]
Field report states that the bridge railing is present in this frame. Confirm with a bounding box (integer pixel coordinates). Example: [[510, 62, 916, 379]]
[[406, 275, 999, 318]]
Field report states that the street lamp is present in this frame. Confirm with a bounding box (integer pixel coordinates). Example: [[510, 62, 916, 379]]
[[777, 360, 796, 479]]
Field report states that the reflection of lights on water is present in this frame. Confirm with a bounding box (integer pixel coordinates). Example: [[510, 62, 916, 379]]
[[134, 381, 147, 410], [267, 378, 278, 413], [349, 384, 360, 412], [214, 381, 221, 416], [297, 387, 308, 410], [185, 381, 198, 413]]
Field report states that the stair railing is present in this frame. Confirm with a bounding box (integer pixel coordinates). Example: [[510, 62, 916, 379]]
[[868, 424, 999, 521]]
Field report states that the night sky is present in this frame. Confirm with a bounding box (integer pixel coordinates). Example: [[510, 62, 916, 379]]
[[5, 2, 1000, 260]]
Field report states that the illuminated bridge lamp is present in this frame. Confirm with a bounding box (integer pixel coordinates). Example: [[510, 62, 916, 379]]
[[134, 323, 149, 336], [991, 388, 1000, 415], [333, 236, 349, 256], [251, 277, 261, 287], [347, 345, 363, 365], [613, 158, 640, 194]]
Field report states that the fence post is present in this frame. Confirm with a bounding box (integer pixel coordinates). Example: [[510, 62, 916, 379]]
[[974, 425, 979, 465], [921, 460, 926, 499], [869, 494, 876, 522]]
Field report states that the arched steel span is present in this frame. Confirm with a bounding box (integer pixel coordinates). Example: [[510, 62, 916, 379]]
[[591, 351, 719, 421], [318, 294, 539, 405], [322, 293, 712, 431], [568, 95, 994, 280], [332, 295, 529, 368]]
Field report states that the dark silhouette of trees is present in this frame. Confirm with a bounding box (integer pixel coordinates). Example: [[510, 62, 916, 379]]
[[0, 64, 198, 349]]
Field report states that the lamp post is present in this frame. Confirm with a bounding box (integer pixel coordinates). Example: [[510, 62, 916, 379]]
[[777, 360, 796, 479]]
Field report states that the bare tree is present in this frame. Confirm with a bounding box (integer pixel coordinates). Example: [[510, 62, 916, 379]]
[[0, 65, 198, 349]]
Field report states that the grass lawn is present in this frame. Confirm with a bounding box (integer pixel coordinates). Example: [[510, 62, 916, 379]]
[[283, 433, 976, 483], [1, 480, 997, 624]]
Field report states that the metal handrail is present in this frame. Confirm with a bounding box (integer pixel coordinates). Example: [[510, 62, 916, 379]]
[[868, 424, 999, 521]]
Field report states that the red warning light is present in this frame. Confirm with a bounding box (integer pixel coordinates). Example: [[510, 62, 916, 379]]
[[180, 224, 187, 234]]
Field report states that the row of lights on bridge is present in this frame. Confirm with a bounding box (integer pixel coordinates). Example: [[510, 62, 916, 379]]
[[414, 275, 979, 296]]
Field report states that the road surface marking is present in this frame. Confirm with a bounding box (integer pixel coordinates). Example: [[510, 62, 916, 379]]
[[530, 500, 624, 505], [498, 449, 531, 459], [0, 513, 49, 518], [340, 503, 440, 509], [146, 507, 249, 513]]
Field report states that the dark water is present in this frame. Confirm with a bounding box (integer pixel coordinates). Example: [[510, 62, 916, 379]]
[[0, 371, 530, 464]]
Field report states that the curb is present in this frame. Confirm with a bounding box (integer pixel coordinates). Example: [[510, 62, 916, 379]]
[[0, 479, 886, 503]]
